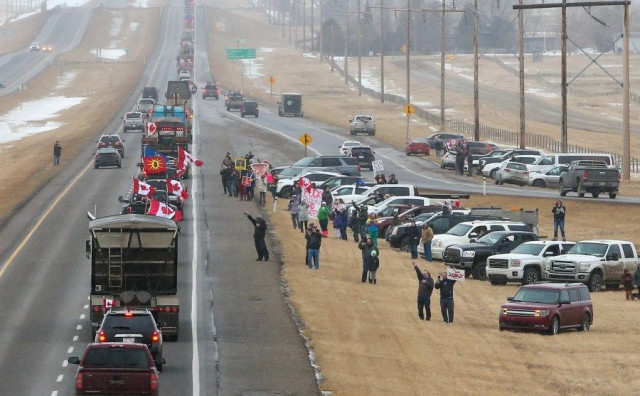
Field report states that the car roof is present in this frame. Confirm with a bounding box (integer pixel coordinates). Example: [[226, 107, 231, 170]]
[[576, 240, 630, 244], [519, 282, 587, 290], [86, 342, 149, 349], [480, 230, 535, 236], [519, 240, 575, 245], [458, 220, 526, 226]]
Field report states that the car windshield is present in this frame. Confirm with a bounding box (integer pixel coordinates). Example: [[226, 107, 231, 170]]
[[100, 136, 120, 143], [476, 232, 504, 245], [126, 113, 142, 119], [279, 167, 304, 177], [83, 348, 150, 368], [567, 242, 607, 257], [510, 243, 544, 255], [103, 315, 155, 332], [445, 224, 472, 236], [322, 178, 343, 189], [379, 206, 402, 217], [293, 157, 314, 166], [512, 288, 560, 304]]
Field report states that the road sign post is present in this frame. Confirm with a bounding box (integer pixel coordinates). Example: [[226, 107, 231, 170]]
[[268, 76, 276, 98], [226, 48, 256, 59], [298, 133, 312, 157], [403, 104, 415, 141]]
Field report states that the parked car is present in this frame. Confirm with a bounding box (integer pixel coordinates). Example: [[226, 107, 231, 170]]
[[443, 230, 538, 279], [528, 165, 568, 188], [478, 149, 543, 174], [494, 161, 530, 186], [559, 160, 620, 199], [486, 240, 575, 285], [68, 342, 164, 395], [338, 140, 361, 156], [94, 147, 122, 169], [277, 171, 342, 197], [498, 283, 593, 335], [349, 115, 376, 135], [97, 134, 125, 157], [527, 152, 615, 174], [481, 155, 541, 179], [347, 146, 375, 171], [319, 176, 371, 191], [440, 150, 457, 169], [376, 205, 441, 238], [292, 156, 361, 176], [241, 101, 259, 117], [405, 138, 431, 156], [330, 184, 374, 203], [425, 133, 464, 149], [367, 196, 434, 216]]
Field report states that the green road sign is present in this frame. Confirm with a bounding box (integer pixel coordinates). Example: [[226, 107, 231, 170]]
[[226, 48, 256, 60]]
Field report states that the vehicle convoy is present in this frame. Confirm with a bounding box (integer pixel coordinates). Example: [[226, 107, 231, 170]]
[[278, 93, 303, 117], [498, 283, 593, 335], [68, 342, 164, 395], [443, 231, 538, 279], [86, 214, 180, 340], [202, 83, 219, 99], [94, 147, 122, 169], [486, 240, 575, 285], [226, 91, 244, 111], [546, 240, 639, 291], [558, 160, 620, 199], [349, 115, 376, 136]]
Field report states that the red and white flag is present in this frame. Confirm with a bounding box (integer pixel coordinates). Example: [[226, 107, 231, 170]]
[[147, 122, 157, 136], [177, 146, 204, 170], [103, 298, 116, 310], [146, 199, 183, 221], [167, 179, 189, 199], [132, 177, 156, 197]]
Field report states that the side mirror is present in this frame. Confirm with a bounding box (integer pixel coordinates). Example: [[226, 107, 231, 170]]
[[469, 239, 476, 243], [155, 357, 167, 366], [469, 232, 478, 238], [506, 296, 514, 301], [85, 240, 91, 259], [543, 251, 554, 257], [68, 357, 80, 365], [118, 195, 125, 203]]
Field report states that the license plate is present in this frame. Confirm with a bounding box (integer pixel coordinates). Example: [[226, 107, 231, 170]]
[[415, 150, 422, 153], [122, 338, 135, 344], [358, 155, 365, 158]]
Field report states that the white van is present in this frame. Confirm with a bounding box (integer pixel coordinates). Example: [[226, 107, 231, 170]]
[[527, 153, 614, 174]]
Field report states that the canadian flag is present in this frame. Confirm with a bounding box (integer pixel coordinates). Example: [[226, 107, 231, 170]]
[[146, 199, 183, 221], [103, 298, 116, 310], [132, 177, 156, 197], [147, 122, 157, 136], [167, 179, 189, 199], [177, 146, 204, 173]]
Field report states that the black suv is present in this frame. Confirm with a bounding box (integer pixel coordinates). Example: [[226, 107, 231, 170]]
[[443, 230, 538, 280], [142, 86, 159, 102], [202, 83, 219, 99], [94, 147, 121, 169], [477, 149, 543, 174], [241, 101, 259, 118], [93, 308, 164, 371], [348, 146, 375, 171]]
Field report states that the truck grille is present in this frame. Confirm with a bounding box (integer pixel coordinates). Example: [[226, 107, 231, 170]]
[[489, 259, 509, 269], [504, 309, 535, 317], [551, 260, 577, 274], [443, 247, 462, 264]]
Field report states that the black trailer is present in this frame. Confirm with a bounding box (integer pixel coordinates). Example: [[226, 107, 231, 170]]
[[278, 93, 303, 117]]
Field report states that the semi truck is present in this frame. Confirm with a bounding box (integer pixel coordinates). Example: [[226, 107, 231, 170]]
[[86, 214, 180, 340]]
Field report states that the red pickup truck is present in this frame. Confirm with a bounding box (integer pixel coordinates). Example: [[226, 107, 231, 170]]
[[68, 343, 164, 395]]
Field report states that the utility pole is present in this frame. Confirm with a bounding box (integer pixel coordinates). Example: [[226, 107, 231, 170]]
[[282, 0, 286, 38], [311, 0, 314, 51], [518, 0, 525, 148], [623, 1, 630, 179], [319, 0, 324, 61], [357, 0, 362, 95], [407, 0, 411, 139], [561, 0, 567, 151], [473, 0, 479, 141], [380, 0, 384, 102], [440, 0, 445, 131], [303, 0, 306, 51]]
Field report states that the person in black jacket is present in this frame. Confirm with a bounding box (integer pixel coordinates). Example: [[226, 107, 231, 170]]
[[245, 212, 269, 261], [306, 226, 323, 269], [413, 263, 434, 320], [551, 200, 566, 241], [358, 238, 377, 283], [435, 271, 456, 323], [407, 220, 421, 260]]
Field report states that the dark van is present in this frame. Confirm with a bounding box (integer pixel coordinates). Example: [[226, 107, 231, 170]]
[[142, 87, 159, 102]]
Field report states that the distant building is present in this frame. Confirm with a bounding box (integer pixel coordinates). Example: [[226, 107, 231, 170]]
[[614, 33, 640, 53], [524, 33, 559, 53]]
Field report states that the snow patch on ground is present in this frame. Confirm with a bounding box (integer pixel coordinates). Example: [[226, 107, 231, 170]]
[[0, 96, 85, 144], [526, 88, 558, 99], [129, 22, 139, 32], [90, 49, 127, 59], [55, 71, 77, 90]]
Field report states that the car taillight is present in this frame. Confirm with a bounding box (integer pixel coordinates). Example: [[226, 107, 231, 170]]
[[582, 170, 589, 180], [97, 331, 107, 342], [172, 306, 179, 312], [75, 373, 83, 390], [92, 305, 101, 312], [151, 330, 160, 343], [150, 373, 158, 391], [617, 171, 621, 180], [115, 142, 123, 147], [98, 142, 106, 147]]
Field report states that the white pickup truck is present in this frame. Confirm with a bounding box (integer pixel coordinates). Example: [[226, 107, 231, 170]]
[[486, 240, 575, 285], [546, 240, 639, 291]]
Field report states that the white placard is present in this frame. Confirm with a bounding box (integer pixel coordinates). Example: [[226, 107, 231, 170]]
[[446, 267, 465, 281], [371, 160, 384, 173]]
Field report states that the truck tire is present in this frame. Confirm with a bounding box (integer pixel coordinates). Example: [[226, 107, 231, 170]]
[[592, 192, 600, 198], [400, 236, 411, 252], [609, 192, 617, 199], [471, 262, 486, 280], [587, 271, 603, 292], [532, 179, 546, 188], [522, 267, 541, 285], [279, 186, 293, 199], [578, 191, 585, 198], [605, 283, 620, 290], [559, 182, 567, 196], [489, 169, 497, 179], [578, 313, 591, 332], [548, 316, 559, 335]]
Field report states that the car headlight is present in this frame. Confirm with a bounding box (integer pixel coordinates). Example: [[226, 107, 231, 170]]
[[510, 259, 521, 268], [433, 240, 441, 248], [579, 262, 589, 271], [534, 310, 550, 317], [462, 251, 475, 258], [501, 307, 507, 316]]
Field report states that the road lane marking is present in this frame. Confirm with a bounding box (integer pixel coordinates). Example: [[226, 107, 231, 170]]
[[0, 161, 92, 280], [79, 314, 85, 319], [73, 335, 78, 342], [76, 324, 82, 330], [56, 375, 63, 383], [62, 360, 68, 368], [67, 346, 74, 354]]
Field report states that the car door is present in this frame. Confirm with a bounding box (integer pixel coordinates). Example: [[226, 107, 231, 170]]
[[620, 243, 637, 273], [563, 288, 583, 326], [497, 235, 516, 253], [603, 244, 624, 281], [544, 166, 565, 188]]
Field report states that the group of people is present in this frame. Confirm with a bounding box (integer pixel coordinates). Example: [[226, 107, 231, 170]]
[[220, 151, 278, 205]]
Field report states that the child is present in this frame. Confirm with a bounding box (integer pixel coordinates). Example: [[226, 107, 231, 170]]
[[622, 268, 634, 301]]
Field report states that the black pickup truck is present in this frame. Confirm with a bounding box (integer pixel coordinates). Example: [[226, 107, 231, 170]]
[[559, 160, 620, 199], [443, 230, 538, 280]]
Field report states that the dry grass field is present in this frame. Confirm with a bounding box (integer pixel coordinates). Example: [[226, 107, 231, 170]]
[[207, 3, 640, 395], [0, 6, 161, 222]]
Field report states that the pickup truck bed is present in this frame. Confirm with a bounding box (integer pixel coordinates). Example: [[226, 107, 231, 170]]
[[559, 160, 620, 199]]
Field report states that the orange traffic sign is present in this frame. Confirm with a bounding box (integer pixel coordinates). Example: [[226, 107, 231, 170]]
[[404, 104, 415, 116], [268, 76, 276, 84], [299, 133, 312, 146]]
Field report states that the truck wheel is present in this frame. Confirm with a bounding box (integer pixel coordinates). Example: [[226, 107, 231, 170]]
[[578, 313, 591, 332], [592, 192, 600, 198], [532, 179, 546, 188], [471, 263, 486, 280], [605, 283, 620, 290], [280, 186, 293, 199], [400, 236, 410, 252], [489, 169, 497, 179], [522, 267, 541, 285], [587, 271, 603, 292], [609, 192, 617, 199], [578, 191, 585, 198], [559, 182, 567, 196], [548, 316, 559, 335]]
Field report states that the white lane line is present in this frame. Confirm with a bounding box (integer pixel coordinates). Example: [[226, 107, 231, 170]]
[[76, 325, 82, 330], [62, 360, 68, 368], [73, 335, 78, 342], [56, 375, 63, 383], [67, 346, 74, 354], [51, 391, 58, 396], [83, 304, 88, 309], [79, 314, 85, 320], [191, 45, 201, 396]]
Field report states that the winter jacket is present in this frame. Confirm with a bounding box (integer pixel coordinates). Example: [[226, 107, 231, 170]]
[[358, 241, 378, 265], [420, 226, 434, 245], [552, 204, 566, 220], [322, 191, 333, 206], [334, 209, 348, 228], [255, 176, 267, 193], [407, 225, 421, 244], [246, 214, 267, 240], [289, 196, 300, 214], [414, 265, 434, 298], [622, 272, 634, 290], [435, 278, 456, 298], [317, 206, 330, 221], [369, 256, 380, 271], [306, 230, 323, 249], [298, 202, 310, 222]]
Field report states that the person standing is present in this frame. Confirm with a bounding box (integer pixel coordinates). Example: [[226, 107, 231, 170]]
[[435, 271, 456, 323], [435, 139, 444, 158], [552, 200, 566, 241], [317, 201, 330, 237], [322, 186, 333, 207], [335, 207, 348, 240], [387, 174, 398, 184], [634, 264, 640, 300], [227, 166, 238, 197], [245, 169, 255, 201], [306, 225, 323, 269], [288, 195, 300, 229], [358, 238, 377, 283], [244, 213, 269, 261], [221, 152, 233, 194], [53, 141, 62, 166], [298, 200, 309, 233], [255, 174, 267, 206], [407, 220, 421, 260], [413, 263, 434, 320], [367, 213, 380, 247], [420, 223, 434, 261], [622, 268, 634, 301], [266, 172, 278, 202], [368, 249, 380, 284]]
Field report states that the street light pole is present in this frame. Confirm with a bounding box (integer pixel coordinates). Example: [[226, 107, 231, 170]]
[[406, 0, 411, 141], [344, 0, 349, 84]]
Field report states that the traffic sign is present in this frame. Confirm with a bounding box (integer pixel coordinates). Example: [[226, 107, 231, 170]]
[[226, 48, 256, 59], [268, 76, 276, 84], [299, 133, 312, 146], [404, 104, 415, 115]]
